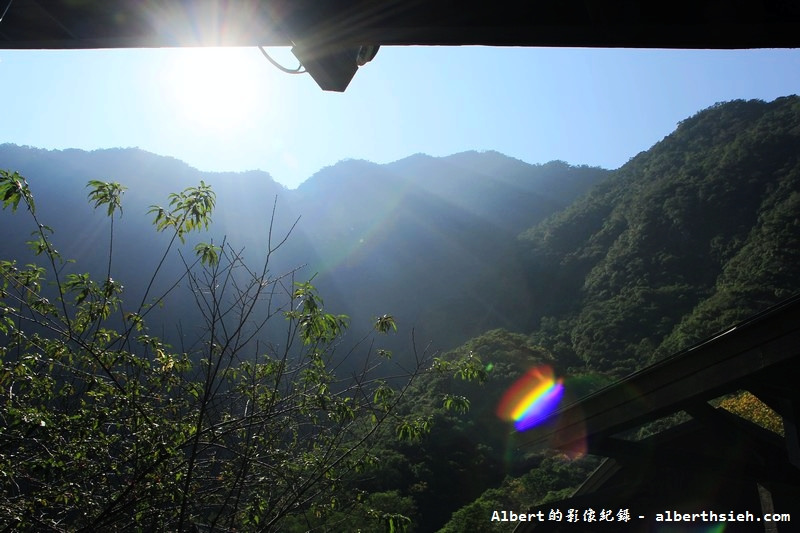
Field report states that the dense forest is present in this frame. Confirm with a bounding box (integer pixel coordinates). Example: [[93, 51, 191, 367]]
[[521, 96, 800, 374], [1, 95, 799, 531]]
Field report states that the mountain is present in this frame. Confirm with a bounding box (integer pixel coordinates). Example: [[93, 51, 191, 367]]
[[518, 96, 800, 374], [0, 146, 294, 345], [0, 144, 607, 359], [291, 153, 607, 351]]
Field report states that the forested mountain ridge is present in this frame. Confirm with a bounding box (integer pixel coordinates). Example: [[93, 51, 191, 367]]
[[0, 144, 608, 354], [290, 153, 607, 350], [519, 95, 800, 375]]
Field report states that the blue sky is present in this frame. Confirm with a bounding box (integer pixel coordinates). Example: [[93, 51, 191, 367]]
[[1, 46, 799, 189]]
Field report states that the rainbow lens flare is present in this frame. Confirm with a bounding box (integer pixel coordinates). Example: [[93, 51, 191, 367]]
[[496, 365, 565, 431]]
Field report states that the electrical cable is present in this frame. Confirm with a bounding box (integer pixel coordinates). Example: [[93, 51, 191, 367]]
[[258, 45, 306, 74], [0, 0, 14, 23]]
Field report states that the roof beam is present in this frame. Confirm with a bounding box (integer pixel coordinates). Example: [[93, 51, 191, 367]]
[[1, 1, 800, 50]]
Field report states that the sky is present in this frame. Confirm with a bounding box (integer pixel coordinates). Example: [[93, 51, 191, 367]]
[[1, 45, 799, 189]]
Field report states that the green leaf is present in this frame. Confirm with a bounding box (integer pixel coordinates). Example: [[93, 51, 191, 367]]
[[0, 170, 33, 213], [87, 180, 127, 217], [194, 242, 220, 267], [442, 394, 471, 414], [375, 314, 397, 334]]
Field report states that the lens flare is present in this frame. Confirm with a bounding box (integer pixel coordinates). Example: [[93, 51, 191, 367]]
[[496, 365, 564, 431]]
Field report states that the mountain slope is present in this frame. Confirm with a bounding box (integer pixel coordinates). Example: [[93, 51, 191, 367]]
[[519, 96, 800, 372], [290, 152, 608, 350], [0, 144, 607, 357]]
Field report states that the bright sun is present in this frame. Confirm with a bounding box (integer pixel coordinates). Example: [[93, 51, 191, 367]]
[[163, 48, 261, 132]]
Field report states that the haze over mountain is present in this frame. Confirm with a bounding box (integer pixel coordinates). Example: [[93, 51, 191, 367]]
[[0, 144, 607, 355]]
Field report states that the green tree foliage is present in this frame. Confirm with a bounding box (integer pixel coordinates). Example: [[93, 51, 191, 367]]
[[375, 314, 398, 334], [86, 179, 126, 217], [654, 173, 800, 359], [0, 171, 480, 531]]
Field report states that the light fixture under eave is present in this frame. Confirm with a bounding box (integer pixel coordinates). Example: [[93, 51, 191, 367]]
[[291, 43, 379, 92]]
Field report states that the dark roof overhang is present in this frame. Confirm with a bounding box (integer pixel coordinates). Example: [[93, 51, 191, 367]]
[[2, 1, 800, 91]]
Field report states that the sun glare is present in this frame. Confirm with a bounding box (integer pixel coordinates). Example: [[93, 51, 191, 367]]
[[163, 48, 261, 132]]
